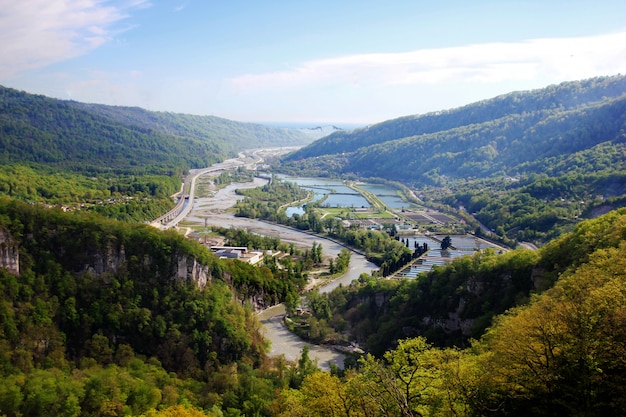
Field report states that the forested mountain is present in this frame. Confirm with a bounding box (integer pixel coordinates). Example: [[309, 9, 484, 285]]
[[0, 199, 304, 416], [2, 197, 626, 416], [68, 101, 312, 154], [274, 208, 626, 417], [286, 75, 626, 176], [281, 75, 626, 244], [0, 86, 310, 175]]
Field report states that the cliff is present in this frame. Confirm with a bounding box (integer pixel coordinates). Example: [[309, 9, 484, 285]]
[[0, 228, 18, 276], [79, 241, 211, 288], [0, 200, 296, 320]]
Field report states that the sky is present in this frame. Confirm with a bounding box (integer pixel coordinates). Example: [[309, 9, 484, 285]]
[[1, 0, 626, 126]]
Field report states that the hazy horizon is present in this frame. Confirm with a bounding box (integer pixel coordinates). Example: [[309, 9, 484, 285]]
[[1, 1, 625, 125]]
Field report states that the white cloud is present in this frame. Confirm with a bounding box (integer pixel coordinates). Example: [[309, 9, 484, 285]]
[[230, 31, 626, 92], [0, 0, 151, 78]]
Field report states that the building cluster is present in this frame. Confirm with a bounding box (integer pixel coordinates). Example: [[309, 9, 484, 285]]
[[209, 246, 270, 265]]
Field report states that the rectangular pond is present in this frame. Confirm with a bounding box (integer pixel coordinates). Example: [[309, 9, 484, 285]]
[[277, 176, 417, 211], [359, 184, 414, 209], [395, 235, 499, 279], [278, 175, 371, 210]]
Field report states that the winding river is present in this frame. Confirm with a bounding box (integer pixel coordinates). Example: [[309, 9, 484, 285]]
[[181, 163, 377, 370]]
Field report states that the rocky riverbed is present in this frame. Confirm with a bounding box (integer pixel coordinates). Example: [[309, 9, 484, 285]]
[[179, 171, 377, 370]]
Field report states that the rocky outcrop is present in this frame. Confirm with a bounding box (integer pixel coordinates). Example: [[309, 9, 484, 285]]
[[0, 228, 19, 276], [80, 242, 211, 288], [176, 255, 210, 288], [82, 243, 126, 277]]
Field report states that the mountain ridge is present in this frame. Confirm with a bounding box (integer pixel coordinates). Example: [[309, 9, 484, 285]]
[[286, 74, 626, 166], [0, 85, 312, 175], [278, 75, 626, 244]]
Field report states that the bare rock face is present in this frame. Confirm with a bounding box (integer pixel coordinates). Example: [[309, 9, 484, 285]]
[[83, 243, 127, 277], [0, 228, 19, 276], [81, 244, 211, 288], [0, 224, 212, 289], [176, 255, 210, 288]]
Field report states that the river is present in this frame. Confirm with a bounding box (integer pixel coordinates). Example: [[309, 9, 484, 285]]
[[181, 166, 378, 370]]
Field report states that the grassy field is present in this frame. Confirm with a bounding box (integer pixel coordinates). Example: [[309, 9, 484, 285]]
[[318, 206, 397, 219]]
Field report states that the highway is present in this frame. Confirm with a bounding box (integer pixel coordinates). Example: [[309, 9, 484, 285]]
[[149, 149, 278, 229]]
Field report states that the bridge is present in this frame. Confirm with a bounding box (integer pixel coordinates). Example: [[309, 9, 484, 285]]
[[153, 195, 189, 226], [149, 156, 256, 229]]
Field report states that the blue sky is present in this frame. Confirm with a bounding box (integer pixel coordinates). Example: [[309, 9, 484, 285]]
[[1, 0, 625, 126]]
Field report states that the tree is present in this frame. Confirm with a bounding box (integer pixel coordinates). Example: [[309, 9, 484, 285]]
[[21, 369, 82, 417], [141, 404, 218, 416], [357, 337, 443, 417], [440, 236, 452, 251], [335, 248, 351, 273], [307, 291, 331, 321], [288, 346, 319, 389], [473, 243, 626, 415], [300, 372, 359, 417]]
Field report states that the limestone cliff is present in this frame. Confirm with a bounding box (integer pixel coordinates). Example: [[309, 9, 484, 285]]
[[0, 228, 19, 276], [176, 254, 210, 288], [79, 242, 211, 288]]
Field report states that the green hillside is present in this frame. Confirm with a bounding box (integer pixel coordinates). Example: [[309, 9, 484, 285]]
[[2, 199, 625, 416], [0, 199, 305, 416], [0, 86, 311, 175], [0, 86, 312, 220], [286, 75, 626, 167], [68, 101, 312, 154], [280, 75, 626, 244], [301, 208, 626, 355], [341, 95, 626, 181], [273, 209, 626, 416]]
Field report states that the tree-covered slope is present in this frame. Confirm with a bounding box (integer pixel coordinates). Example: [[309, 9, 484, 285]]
[[274, 209, 626, 417], [68, 101, 313, 152], [0, 87, 216, 174], [344, 93, 626, 182], [0, 199, 306, 416], [286, 75, 626, 164], [307, 208, 626, 356], [0, 86, 311, 175], [0, 199, 298, 367]]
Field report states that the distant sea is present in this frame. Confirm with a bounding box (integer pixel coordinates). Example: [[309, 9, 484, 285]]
[[261, 121, 365, 130]]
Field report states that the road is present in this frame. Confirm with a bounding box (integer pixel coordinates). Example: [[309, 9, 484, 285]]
[[172, 149, 377, 370], [151, 157, 252, 229]]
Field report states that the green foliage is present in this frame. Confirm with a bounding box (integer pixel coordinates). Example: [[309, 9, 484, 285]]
[[0, 163, 181, 222], [0, 199, 318, 416], [310, 245, 543, 354], [221, 258, 302, 310], [470, 236, 626, 415], [234, 179, 309, 222], [537, 206, 626, 286], [446, 169, 626, 244], [274, 208, 626, 417], [331, 248, 351, 274], [280, 75, 626, 245], [0, 85, 311, 177]]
